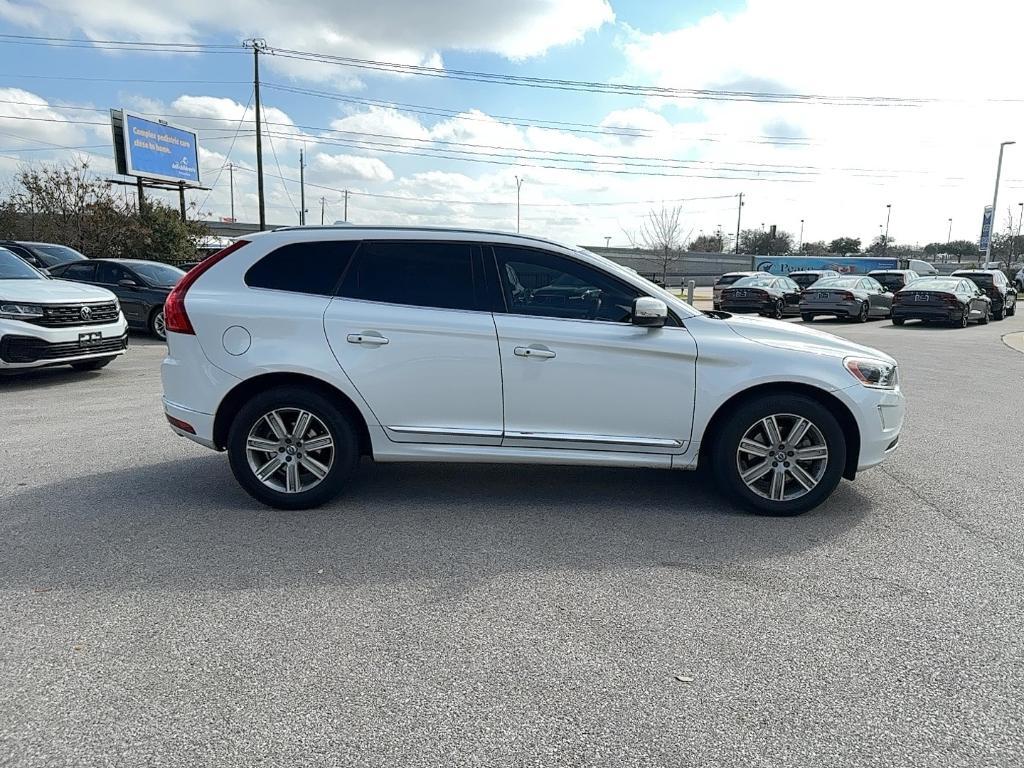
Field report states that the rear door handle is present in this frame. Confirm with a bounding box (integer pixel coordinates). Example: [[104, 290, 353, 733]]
[[514, 346, 555, 359], [347, 333, 389, 346]]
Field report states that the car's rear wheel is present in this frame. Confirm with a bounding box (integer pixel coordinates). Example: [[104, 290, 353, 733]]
[[227, 386, 359, 510], [771, 299, 784, 320], [149, 307, 166, 340], [955, 306, 970, 328], [711, 395, 847, 516], [892, 317, 905, 326], [801, 313, 815, 322], [856, 302, 869, 323], [70, 356, 115, 371]]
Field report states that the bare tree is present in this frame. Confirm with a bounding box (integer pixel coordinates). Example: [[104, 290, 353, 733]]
[[636, 205, 689, 284]]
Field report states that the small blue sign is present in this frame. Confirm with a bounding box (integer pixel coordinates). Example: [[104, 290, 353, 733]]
[[979, 205, 993, 252], [122, 111, 200, 185]]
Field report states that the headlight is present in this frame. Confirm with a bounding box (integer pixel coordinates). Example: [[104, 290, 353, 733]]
[[844, 356, 898, 389], [0, 303, 45, 320]]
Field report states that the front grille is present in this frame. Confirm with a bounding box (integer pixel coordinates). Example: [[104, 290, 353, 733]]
[[0, 333, 128, 364], [26, 301, 119, 327]]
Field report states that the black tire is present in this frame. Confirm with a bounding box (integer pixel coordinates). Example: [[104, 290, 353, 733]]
[[979, 308, 990, 325], [801, 313, 815, 322], [149, 306, 166, 340], [771, 300, 785, 320], [992, 306, 1004, 321], [955, 306, 970, 328], [855, 302, 869, 323], [710, 394, 847, 516], [892, 317, 906, 326], [227, 386, 360, 510], [1008, 297, 1017, 316], [70, 356, 115, 371]]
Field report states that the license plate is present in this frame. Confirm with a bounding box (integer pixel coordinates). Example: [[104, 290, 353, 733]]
[[79, 331, 102, 346], [914, 294, 927, 302], [736, 290, 747, 297], [817, 292, 829, 299]]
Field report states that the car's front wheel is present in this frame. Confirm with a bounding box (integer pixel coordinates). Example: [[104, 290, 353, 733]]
[[227, 386, 360, 510], [711, 394, 847, 516]]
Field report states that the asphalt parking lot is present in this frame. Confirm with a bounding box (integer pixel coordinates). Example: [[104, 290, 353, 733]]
[[2, 318, 1023, 767]]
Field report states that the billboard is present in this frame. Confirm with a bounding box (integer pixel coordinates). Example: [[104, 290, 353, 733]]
[[117, 110, 200, 185], [978, 205, 994, 252], [754, 255, 898, 276]]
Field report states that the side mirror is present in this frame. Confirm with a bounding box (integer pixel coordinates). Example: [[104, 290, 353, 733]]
[[118, 278, 138, 288], [632, 296, 668, 328]]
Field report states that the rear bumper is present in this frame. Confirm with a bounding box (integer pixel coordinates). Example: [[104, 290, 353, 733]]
[[0, 316, 128, 369], [161, 331, 240, 450], [891, 307, 960, 322], [163, 398, 217, 449], [720, 300, 771, 314], [800, 300, 858, 317]]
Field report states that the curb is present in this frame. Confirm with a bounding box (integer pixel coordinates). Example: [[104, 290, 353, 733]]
[[1001, 332, 1024, 354]]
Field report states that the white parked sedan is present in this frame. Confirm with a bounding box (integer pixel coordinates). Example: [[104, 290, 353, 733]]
[[0, 247, 128, 371], [161, 227, 905, 516]]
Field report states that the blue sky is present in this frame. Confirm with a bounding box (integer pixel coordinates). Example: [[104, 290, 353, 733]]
[[0, 0, 1022, 249]]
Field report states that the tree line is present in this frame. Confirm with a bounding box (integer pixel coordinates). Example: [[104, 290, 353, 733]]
[[0, 161, 206, 263]]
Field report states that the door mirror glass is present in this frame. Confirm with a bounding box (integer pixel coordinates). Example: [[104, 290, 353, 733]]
[[632, 296, 667, 327]]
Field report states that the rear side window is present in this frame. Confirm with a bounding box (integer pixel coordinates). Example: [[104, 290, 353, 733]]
[[338, 241, 478, 311], [246, 241, 358, 295], [60, 262, 96, 281]]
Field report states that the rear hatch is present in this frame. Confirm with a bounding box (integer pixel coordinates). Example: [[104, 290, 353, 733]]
[[895, 290, 956, 308]]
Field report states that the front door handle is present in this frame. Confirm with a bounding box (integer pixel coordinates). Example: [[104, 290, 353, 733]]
[[514, 345, 555, 359], [347, 333, 389, 346]]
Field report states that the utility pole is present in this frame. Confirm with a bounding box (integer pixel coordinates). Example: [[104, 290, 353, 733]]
[[798, 218, 805, 251], [343, 189, 349, 223], [320, 196, 326, 225], [514, 175, 524, 232], [604, 236, 611, 248], [299, 148, 305, 225], [228, 163, 235, 223], [946, 217, 952, 247], [243, 38, 268, 231], [734, 192, 743, 255], [986, 141, 1015, 264]]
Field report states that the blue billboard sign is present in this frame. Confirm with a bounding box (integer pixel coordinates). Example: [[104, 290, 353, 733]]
[[754, 256, 898, 276], [978, 205, 993, 252], [121, 111, 200, 185]]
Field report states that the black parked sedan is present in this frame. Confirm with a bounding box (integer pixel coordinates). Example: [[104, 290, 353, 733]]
[[950, 269, 1017, 320], [49, 259, 185, 340], [1, 240, 88, 272], [891, 277, 991, 327], [719, 275, 803, 318], [799, 276, 893, 322]]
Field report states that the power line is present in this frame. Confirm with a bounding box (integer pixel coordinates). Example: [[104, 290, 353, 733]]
[[0, 73, 247, 85], [198, 89, 254, 214], [260, 102, 299, 218]]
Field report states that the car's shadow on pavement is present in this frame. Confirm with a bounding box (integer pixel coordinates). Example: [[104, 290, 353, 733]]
[[0, 455, 871, 594]]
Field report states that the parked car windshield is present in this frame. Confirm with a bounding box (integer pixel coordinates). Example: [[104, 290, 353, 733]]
[[907, 278, 961, 292], [130, 262, 186, 287], [731, 276, 775, 287], [812, 277, 861, 289], [30, 244, 87, 267], [0, 247, 44, 279]]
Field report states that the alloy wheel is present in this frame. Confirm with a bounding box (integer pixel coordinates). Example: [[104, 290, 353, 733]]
[[153, 310, 166, 340], [245, 408, 335, 494], [735, 413, 829, 502]]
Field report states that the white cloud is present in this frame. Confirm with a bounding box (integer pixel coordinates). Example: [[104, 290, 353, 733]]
[[313, 152, 393, 182]]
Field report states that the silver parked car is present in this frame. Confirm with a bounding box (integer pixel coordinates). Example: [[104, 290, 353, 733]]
[[800, 276, 893, 323]]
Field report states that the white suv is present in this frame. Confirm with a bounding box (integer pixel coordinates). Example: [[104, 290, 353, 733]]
[[161, 227, 905, 516], [0, 247, 128, 371]]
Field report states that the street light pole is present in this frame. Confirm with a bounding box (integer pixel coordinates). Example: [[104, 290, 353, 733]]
[[883, 204, 892, 254], [986, 140, 1015, 263], [514, 175, 524, 232], [604, 236, 611, 248], [947, 217, 952, 246], [798, 219, 804, 251], [734, 192, 743, 255]]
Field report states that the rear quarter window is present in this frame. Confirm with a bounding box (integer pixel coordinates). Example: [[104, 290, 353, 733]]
[[245, 241, 358, 295]]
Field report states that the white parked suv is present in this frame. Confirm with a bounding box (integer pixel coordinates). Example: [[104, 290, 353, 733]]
[[161, 227, 905, 515], [0, 247, 128, 371]]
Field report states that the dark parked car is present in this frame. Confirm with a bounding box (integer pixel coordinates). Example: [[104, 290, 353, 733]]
[[799, 276, 892, 322], [49, 259, 185, 340], [788, 269, 840, 290], [719, 275, 803, 318], [950, 269, 1017, 320], [1, 240, 88, 272], [891, 277, 991, 327], [867, 269, 920, 293]]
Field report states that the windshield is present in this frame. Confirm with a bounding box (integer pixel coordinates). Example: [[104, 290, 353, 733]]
[[814, 277, 861, 289], [0, 247, 44, 280], [732, 276, 775, 288], [130, 262, 185, 287], [31, 244, 87, 268], [909, 278, 961, 291]]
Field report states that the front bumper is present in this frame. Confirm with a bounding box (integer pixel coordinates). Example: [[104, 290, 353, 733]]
[[0, 316, 129, 369], [835, 383, 905, 472]]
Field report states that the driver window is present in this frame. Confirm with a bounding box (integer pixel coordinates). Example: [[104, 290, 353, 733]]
[[96, 262, 127, 284], [492, 245, 642, 323]]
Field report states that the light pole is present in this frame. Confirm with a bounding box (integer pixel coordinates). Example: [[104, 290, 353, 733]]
[[604, 236, 611, 248], [986, 141, 1015, 263], [798, 219, 804, 251], [1012, 202, 1024, 261], [883, 204, 892, 254], [514, 175, 524, 233], [947, 217, 952, 246]]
